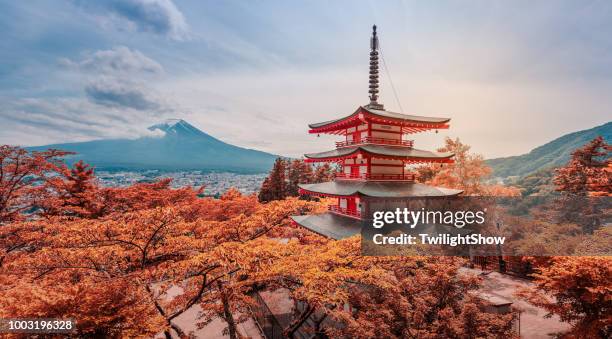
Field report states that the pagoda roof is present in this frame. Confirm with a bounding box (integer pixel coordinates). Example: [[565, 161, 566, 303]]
[[291, 213, 363, 239], [291, 213, 472, 240], [308, 106, 451, 133], [304, 144, 454, 162], [299, 181, 463, 198]]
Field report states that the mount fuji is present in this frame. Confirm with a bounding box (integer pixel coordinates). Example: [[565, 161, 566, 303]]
[[27, 119, 278, 173]]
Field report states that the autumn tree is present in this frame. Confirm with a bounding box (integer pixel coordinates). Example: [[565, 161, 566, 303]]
[[0, 146, 70, 224], [552, 137, 611, 233], [518, 257, 612, 338], [313, 163, 335, 183], [0, 185, 323, 338], [39, 160, 100, 218], [416, 137, 520, 196], [266, 237, 516, 338], [0, 145, 520, 338], [554, 136, 611, 196], [286, 159, 314, 196]]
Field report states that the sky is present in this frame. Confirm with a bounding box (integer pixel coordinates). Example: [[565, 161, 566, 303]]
[[0, 0, 611, 159]]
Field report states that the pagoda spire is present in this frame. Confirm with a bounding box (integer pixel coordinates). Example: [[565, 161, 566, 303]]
[[368, 25, 383, 109]]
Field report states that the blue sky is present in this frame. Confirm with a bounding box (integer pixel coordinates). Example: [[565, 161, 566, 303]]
[[0, 0, 611, 158]]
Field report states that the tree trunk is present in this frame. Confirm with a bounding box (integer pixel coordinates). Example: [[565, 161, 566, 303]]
[[218, 281, 238, 339], [284, 304, 315, 338]]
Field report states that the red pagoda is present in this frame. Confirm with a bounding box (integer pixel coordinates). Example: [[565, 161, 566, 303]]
[[291, 25, 462, 239]]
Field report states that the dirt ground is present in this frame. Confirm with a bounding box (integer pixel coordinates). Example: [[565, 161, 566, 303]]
[[461, 267, 571, 338]]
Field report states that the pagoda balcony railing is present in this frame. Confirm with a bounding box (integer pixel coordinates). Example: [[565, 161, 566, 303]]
[[335, 172, 416, 181], [335, 136, 414, 148], [328, 205, 362, 219]]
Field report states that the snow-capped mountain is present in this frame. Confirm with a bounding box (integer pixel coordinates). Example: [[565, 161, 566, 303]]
[[27, 119, 278, 173]]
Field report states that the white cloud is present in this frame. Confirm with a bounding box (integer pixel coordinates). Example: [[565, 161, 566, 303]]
[[75, 0, 189, 40], [60, 46, 163, 75], [0, 96, 167, 146]]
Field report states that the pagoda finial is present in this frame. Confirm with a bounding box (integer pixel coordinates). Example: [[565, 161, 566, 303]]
[[368, 25, 383, 109]]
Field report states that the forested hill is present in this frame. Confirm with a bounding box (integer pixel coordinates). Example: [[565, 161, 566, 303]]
[[486, 121, 611, 178]]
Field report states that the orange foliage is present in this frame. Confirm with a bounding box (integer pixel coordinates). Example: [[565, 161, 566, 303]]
[[0, 146, 519, 337], [417, 138, 520, 196], [0, 146, 71, 223], [554, 136, 611, 196], [264, 238, 516, 338], [518, 257, 612, 337]]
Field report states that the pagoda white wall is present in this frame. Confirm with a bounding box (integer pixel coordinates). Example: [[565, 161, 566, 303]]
[[346, 123, 369, 133], [371, 159, 402, 165], [371, 123, 401, 141], [371, 130, 401, 140], [370, 158, 403, 175], [372, 123, 400, 132], [371, 166, 403, 174]]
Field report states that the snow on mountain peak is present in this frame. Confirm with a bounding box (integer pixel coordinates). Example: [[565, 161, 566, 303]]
[[163, 118, 184, 127], [147, 119, 215, 140]]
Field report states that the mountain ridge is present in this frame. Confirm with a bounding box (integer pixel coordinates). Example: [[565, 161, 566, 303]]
[[486, 121, 612, 178], [27, 119, 278, 173]]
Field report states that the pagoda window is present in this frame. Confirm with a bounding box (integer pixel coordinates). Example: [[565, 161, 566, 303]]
[[339, 198, 347, 209], [356, 198, 362, 213], [372, 123, 401, 132], [359, 130, 368, 141], [372, 165, 403, 175], [357, 123, 368, 131], [371, 158, 403, 165]]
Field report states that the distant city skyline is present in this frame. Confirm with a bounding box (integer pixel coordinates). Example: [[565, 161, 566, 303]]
[[1, 0, 611, 159]]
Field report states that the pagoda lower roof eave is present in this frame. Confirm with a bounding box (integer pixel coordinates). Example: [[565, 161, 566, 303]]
[[291, 213, 363, 240], [291, 213, 472, 240], [299, 181, 463, 198], [304, 144, 454, 163]]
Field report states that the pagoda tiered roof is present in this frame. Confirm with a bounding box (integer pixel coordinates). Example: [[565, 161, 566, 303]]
[[290, 213, 363, 239], [309, 106, 450, 135], [298, 181, 462, 198], [291, 213, 472, 240], [304, 144, 454, 163]]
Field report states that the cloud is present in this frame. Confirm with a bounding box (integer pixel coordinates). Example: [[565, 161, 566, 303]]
[[75, 0, 188, 40], [85, 78, 162, 111], [61, 47, 172, 113], [60, 46, 163, 75], [0, 96, 166, 145], [140, 128, 166, 138]]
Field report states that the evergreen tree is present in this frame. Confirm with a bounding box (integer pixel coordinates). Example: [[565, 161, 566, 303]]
[[286, 159, 314, 196], [553, 136, 611, 233], [554, 136, 611, 196], [258, 158, 288, 202], [259, 159, 337, 202]]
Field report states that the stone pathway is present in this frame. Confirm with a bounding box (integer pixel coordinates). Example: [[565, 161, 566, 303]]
[[461, 267, 571, 338]]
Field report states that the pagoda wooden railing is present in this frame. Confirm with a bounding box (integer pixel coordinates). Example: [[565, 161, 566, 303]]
[[335, 136, 414, 148], [335, 172, 416, 181], [328, 205, 362, 219]]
